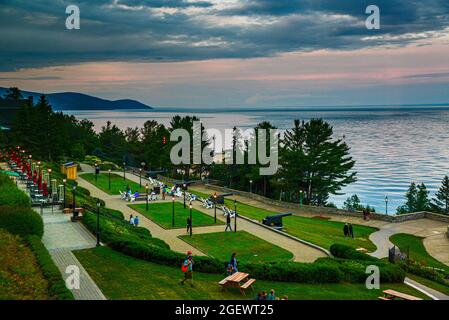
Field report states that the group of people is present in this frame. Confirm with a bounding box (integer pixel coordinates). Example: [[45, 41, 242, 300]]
[[343, 223, 354, 238], [363, 209, 372, 221], [129, 214, 140, 226], [255, 289, 287, 301]]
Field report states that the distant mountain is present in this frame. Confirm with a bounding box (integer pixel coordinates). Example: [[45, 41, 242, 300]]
[[0, 87, 153, 111]]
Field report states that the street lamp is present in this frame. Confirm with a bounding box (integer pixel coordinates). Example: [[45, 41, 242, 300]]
[[183, 183, 187, 209], [108, 169, 111, 190], [249, 180, 253, 193], [72, 184, 77, 221], [28, 154, 32, 166], [96, 201, 101, 247], [48, 168, 52, 197], [189, 201, 193, 237], [139, 168, 143, 188], [214, 192, 217, 223], [234, 199, 237, 232], [62, 179, 67, 208], [172, 196, 175, 227], [145, 184, 149, 211], [94, 163, 99, 183], [299, 190, 303, 206], [123, 162, 126, 181], [385, 196, 389, 215]]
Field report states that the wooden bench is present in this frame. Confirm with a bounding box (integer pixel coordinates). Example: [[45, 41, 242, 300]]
[[383, 289, 422, 301], [219, 276, 232, 286], [63, 208, 85, 214], [378, 296, 391, 300], [240, 278, 256, 295]]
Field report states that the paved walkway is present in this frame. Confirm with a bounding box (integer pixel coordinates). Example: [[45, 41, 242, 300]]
[[404, 277, 449, 300], [77, 165, 327, 262], [17, 180, 106, 300]]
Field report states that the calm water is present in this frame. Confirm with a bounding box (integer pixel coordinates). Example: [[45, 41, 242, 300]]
[[65, 107, 449, 213]]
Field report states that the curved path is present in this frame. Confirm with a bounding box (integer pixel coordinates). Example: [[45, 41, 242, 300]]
[[77, 166, 327, 263]]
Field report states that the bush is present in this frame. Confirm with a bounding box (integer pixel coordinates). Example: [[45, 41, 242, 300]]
[[0, 205, 43, 238], [330, 244, 379, 262], [26, 235, 74, 300], [400, 261, 449, 286], [0, 173, 30, 207]]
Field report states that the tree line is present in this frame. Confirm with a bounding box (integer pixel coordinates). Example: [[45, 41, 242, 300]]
[[1, 87, 358, 208]]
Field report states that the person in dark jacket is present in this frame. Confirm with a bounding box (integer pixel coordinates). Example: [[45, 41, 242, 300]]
[[343, 223, 349, 237], [225, 213, 232, 232], [348, 223, 354, 238]]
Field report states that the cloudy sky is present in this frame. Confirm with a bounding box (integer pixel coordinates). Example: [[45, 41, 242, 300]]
[[0, 0, 449, 108]]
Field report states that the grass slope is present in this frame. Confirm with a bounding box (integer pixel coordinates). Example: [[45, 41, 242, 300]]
[[179, 231, 294, 263], [74, 246, 428, 300], [0, 230, 50, 300], [390, 233, 449, 272], [130, 202, 223, 229]]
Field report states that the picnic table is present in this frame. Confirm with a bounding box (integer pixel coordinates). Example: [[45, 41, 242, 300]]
[[380, 289, 422, 300], [219, 272, 256, 295]]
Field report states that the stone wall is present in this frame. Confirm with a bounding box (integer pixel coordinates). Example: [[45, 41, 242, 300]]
[[201, 184, 449, 224]]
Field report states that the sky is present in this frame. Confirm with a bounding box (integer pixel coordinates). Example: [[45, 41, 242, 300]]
[[0, 0, 449, 108]]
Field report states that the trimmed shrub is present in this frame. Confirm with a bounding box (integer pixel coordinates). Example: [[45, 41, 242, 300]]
[[0, 173, 30, 207], [0, 205, 43, 238], [330, 244, 379, 262], [400, 261, 449, 286], [26, 235, 74, 300]]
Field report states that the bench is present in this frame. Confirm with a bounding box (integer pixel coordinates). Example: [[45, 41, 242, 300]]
[[382, 289, 422, 301], [63, 208, 85, 214], [378, 296, 391, 300], [240, 278, 256, 295], [219, 275, 232, 286]]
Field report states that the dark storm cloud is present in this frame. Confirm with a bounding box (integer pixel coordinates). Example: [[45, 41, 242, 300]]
[[0, 0, 448, 71]]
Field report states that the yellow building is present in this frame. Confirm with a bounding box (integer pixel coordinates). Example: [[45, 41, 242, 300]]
[[61, 162, 78, 180]]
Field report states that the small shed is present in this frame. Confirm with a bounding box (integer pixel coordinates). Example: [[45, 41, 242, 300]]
[[61, 162, 78, 180]]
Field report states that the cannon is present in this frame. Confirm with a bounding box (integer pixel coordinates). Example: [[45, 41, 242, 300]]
[[209, 192, 234, 205], [262, 213, 292, 230]]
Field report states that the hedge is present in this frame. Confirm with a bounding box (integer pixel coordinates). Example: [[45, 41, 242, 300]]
[[330, 244, 379, 262], [26, 235, 74, 300], [0, 205, 44, 238], [0, 173, 30, 207], [399, 261, 449, 286], [84, 211, 403, 283]]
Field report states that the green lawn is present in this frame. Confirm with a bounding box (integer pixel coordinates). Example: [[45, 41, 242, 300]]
[[390, 233, 449, 272], [129, 202, 224, 229], [74, 246, 428, 300], [80, 172, 144, 195], [188, 190, 377, 252], [179, 231, 294, 263]]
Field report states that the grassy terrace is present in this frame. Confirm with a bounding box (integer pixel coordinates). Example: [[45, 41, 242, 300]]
[[0, 230, 50, 300], [390, 233, 449, 272], [80, 172, 144, 195], [179, 231, 294, 263], [189, 189, 377, 251], [74, 246, 428, 300], [129, 202, 224, 229]]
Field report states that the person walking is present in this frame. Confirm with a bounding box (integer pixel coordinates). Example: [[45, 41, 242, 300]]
[[267, 289, 276, 300], [343, 223, 349, 237], [186, 216, 192, 234], [134, 215, 139, 227], [348, 223, 354, 238], [225, 213, 232, 232], [180, 251, 194, 287], [129, 214, 134, 226]]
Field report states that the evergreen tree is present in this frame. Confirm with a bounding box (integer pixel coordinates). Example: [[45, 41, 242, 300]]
[[397, 182, 430, 214], [3, 87, 23, 100], [433, 176, 449, 214], [416, 183, 430, 212]]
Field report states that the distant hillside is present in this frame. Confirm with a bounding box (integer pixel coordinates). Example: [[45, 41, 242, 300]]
[[0, 87, 153, 111]]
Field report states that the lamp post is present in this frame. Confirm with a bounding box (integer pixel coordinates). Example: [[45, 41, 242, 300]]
[[62, 179, 67, 208], [172, 196, 175, 227], [189, 201, 193, 237], [48, 168, 52, 197], [299, 190, 303, 206], [385, 196, 389, 215], [37, 161, 41, 177], [28, 154, 32, 166], [123, 162, 126, 181], [249, 180, 253, 193], [234, 199, 237, 232], [96, 201, 101, 247], [72, 184, 77, 221], [145, 184, 149, 211], [108, 169, 111, 190], [139, 168, 142, 188], [183, 183, 187, 209], [214, 192, 217, 223], [95, 163, 98, 183]]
